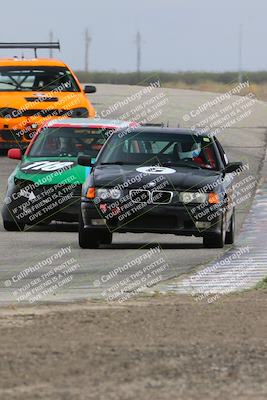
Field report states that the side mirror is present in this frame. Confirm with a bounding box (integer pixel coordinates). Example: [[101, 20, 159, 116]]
[[8, 148, 22, 160], [84, 85, 96, 94], [78, 155, 93, 167], [224, 162, 243, 173]]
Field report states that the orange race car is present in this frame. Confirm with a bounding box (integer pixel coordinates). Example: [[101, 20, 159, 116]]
[[0, 42, 96, 151]]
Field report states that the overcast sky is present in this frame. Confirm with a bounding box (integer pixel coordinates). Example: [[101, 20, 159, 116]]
[[1, 0, 266, 72]]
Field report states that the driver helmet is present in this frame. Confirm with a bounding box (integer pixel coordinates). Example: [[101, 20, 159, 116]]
[[59, 137, 74, 152], [45, 137, 59, 151], [179, 142, 201, 159]]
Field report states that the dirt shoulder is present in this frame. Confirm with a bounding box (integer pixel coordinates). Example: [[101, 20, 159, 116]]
[[0, 290, 267, 400]]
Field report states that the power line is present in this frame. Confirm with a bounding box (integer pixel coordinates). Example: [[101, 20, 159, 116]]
[[49, 30, 54, 58], [135, 31, 141, 73], [85, 29, 92, 73], [238, 24, 243, 84]]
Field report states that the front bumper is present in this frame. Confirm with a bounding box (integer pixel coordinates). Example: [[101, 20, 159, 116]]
[[0, 114, 74, 149], [81, 200, 223, 237], [0, 129, 36, 149], [2, 183, 81, 225]]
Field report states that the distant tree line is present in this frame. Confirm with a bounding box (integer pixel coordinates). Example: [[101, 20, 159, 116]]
[[75, 71, 267, 85]]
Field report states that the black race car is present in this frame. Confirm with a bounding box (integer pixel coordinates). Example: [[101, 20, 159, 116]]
[[78, 127, 242, 249]]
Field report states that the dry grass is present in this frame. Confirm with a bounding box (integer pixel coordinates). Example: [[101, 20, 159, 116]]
[[163, 80, 267, 102]]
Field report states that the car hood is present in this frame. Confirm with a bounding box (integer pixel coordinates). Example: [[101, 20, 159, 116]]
[[92, 164, 222, 191], [14, 156, 90, 185]]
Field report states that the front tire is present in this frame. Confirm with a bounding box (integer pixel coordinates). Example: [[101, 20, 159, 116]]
[[3, 220, 25, 232], [78, 212, 100, 249], [101, 231, 113, 245], [203, 234, 224, 248], [203, 217, 225, 248], [79, 225, 100, 249], [225, 209, 235, 245]]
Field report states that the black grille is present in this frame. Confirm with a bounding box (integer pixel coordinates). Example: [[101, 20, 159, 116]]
[[130, 190, 150, 203], [152, 191, 172, 204], [21, 109, 68, 117], [25, 97, 58, 102], [130, 189, 173, 205]]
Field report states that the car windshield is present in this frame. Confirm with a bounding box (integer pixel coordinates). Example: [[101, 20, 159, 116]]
[[0, 66, 80, 92], [29, 127, 114, 158], [97, 130, 219, 170]]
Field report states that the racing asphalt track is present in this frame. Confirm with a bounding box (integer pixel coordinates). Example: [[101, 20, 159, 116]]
[[0, 84, 267, 305]]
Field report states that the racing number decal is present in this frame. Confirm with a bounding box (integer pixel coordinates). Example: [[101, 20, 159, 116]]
[[136, 166, 176, 174], [22, 161, 74, 172]]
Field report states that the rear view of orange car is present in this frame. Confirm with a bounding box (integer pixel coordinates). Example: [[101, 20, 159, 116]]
[[0, 42, 96, 150]]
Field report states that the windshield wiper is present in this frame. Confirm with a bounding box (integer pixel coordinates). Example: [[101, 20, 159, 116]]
[[161, 161, 201, 169], [99, 161, 136, 166]]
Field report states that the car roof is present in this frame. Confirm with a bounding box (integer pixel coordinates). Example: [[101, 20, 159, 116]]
[[115, 126, 215, 137], [44, 118, 133, 129], [0, 58, 67, 67]]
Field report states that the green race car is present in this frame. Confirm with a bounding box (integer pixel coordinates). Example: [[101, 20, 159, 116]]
[[2, 118, 133, 231]]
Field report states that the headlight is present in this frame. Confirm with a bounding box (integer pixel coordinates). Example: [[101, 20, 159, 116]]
[[96, 189, 110, 200], [180, 192, 208, 204], [95, 188, 122, 200], [71, 108, 89, 118], [109, 189, 122, 199]]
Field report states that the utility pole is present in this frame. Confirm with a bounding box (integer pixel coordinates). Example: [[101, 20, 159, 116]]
[[49, 30, 54, 58], [135, 31, 141, 74], [85, 29, 92, 73], [238, 24, 243, 84]]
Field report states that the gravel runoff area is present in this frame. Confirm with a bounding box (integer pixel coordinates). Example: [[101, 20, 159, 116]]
[[0, 290, 266, 400]]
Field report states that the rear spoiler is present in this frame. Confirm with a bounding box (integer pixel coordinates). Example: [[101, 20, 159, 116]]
[[0, 42, 60, 57]]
